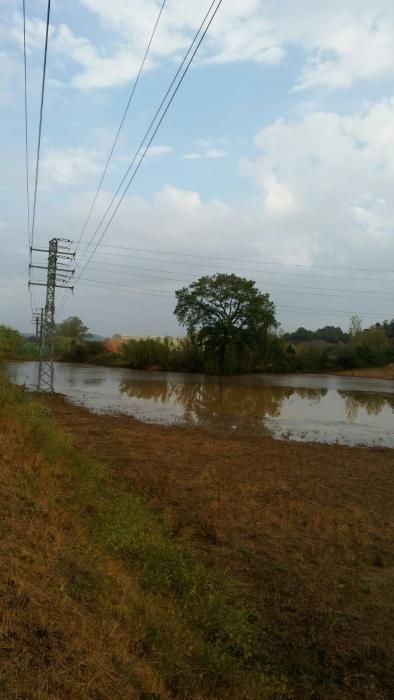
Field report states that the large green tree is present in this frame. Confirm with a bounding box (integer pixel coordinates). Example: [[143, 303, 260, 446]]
[[56, 316, 89, 342], [174, 273, 277, 373]]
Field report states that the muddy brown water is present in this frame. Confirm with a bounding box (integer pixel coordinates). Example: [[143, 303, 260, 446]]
[[7, 361, 394, 448]]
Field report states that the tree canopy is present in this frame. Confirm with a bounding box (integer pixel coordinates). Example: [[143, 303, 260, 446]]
[[285, 325, 348, 344], [0, 325, 24, 361], [56, 316, 89, 341], [381, 319, 394, 338], [349, 315, 362, 336], [174, 273, 277, 373]]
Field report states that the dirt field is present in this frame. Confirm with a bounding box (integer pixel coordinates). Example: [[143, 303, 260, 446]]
[[42, 394, 394, 699]]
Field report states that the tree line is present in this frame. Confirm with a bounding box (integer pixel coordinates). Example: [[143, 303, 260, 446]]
[[1, 273, 393, 373]]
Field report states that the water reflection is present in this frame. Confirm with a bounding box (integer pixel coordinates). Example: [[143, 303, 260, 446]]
[[338, 391, 394, 421], [82, 377, 105, 386], [6, 362, 394, 447], [119, 379, 327, 432], [292, 387, 328, 400]]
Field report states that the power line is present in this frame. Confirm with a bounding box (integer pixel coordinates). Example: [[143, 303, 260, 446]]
[[277, 305, 389, 318], [75, 278, 390, 319], [59, 241, 393, 319], [64, 251, 392, 319], [22, 0, 30, 253], [85, 262, 394, 297], [79, 280, 171, 299], [85, 258, 394, 293], [84, 269, 394, 308], [73, 241, 394, 275], [55, 272, 394, 320], [75, 0, 220, 274], [58, 274, 391, 322], [84, 250, 394, 284], [75, 0, 167, 256], [56, 288, 71, 319], [22, 0, 34, 313], [73, 0, 223, 287], [30, 0, 51, 249]]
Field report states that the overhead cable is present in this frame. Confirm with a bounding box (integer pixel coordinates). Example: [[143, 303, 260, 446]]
[[74, 0, 168, 255], [22, 0, 31, 254], [73, 0, 223, 285], [73, 241, 394, 275], [76, 279, 390, 318], [22, 0, 34, 313], [30, 0, 51, 248], [82, 250, 394, 284], [85, 262, 394, 297]]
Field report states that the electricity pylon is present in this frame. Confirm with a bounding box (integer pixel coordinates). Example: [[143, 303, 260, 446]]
[[30, 238, 74, 392], [32, 308, 43, 341]]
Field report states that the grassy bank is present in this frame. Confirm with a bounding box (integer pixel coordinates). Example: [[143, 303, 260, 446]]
[[1, 378, 393, 698], [44, 393, 394, 699], [0, 379, 283, 699]]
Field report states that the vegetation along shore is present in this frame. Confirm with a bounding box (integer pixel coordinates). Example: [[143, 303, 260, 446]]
[[2, 311, 394, 377]]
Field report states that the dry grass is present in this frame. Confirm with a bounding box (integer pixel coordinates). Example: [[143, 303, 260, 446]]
[[0, 380, 285, 699], [0, 414, 165, 698], [41, 393, 394, 699]]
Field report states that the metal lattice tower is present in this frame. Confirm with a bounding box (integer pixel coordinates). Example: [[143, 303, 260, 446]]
[[37, 238, 57, 392], [30, 238, 74, 393], [32, 308, 43, 341]]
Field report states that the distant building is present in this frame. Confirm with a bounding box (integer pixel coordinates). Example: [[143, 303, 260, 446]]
[[104, 335, 183, 353]]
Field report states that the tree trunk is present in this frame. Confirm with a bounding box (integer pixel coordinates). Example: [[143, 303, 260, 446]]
[[218, 339, 226, 374]]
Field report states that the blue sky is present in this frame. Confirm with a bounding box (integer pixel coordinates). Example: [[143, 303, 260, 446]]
[[1, 0, 394, 336]]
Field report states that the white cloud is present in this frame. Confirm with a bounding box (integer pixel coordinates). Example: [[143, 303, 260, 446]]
[[0, 50, 18, 103], [72, 0, 283, 87], [73, 1, 394, 91], [9, 15, 54, 52], [243, 98, 394, 263], [295, 14, 394, 90], [262, 174, 296, 216], [48, 99, 394, 272], [183, 139, 227, 160], [153, 184, 203, 213], [4, 1, 394, 91], [26, 98, 394, 286], [2, 4, 394, 335], [7, 104, 394, 332], [115, 145, 173, 166], [183, 148, 226, 160], [41, 147, 101, 185], [145, 145, 173, 157], [54, 23, 146, 90]]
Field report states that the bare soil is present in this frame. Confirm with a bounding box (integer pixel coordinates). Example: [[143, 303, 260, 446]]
[[43, 394, 394, 699]]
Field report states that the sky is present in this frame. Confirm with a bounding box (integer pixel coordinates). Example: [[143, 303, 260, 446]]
[[1, 0, 394, 337]]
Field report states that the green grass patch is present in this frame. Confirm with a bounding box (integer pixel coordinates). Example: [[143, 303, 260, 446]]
[[59, 558, 109, 605]]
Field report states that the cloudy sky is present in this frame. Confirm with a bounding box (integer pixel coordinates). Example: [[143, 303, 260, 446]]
[[1, 0, 394, 336]]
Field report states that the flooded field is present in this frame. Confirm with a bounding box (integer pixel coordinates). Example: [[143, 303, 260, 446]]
[[7, 361, 394, 447]]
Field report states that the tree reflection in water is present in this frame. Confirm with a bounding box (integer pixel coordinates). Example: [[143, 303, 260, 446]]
[[338, 391, 394, 421], [119, 378, 327, 433]]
